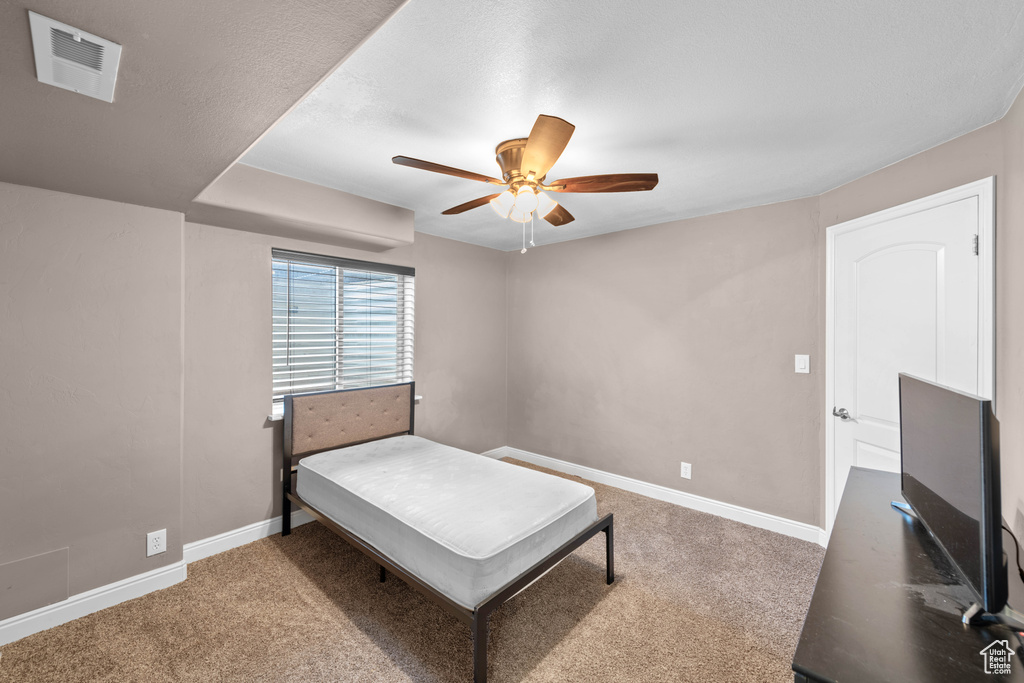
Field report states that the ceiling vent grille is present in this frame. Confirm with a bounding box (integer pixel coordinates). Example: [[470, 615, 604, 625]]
[[28, 11, 122, 103]]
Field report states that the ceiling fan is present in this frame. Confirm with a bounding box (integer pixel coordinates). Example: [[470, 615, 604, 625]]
[[392, 114, 659, 229]]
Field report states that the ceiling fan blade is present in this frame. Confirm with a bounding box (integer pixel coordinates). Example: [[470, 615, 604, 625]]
[[547, 173, 659, 193], [441, 193, 502, 215], [543, 203, 575, 226], [393, 156, 504, 185], [520, 115, 575, 180]]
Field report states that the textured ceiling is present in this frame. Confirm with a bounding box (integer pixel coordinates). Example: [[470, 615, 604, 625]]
[[243, 0, 1024, 251], [0, 0, 407, 213]]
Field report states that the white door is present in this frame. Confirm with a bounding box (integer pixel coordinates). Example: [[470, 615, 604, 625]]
[[825, 178, 994, 535]]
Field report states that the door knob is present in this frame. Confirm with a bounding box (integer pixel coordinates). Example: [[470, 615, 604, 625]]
[[832, 406, 853, 421]]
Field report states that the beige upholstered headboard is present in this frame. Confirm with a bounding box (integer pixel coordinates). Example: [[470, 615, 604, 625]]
[[283, 382, 414, 460]]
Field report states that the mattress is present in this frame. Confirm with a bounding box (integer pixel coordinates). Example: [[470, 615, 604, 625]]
[[297, 435, 598, 608]]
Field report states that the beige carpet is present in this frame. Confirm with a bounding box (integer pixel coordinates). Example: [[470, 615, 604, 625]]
[[0, 460, 824, 682]]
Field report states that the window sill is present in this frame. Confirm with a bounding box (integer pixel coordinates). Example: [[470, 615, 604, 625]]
[[268, 395, 422, 422]]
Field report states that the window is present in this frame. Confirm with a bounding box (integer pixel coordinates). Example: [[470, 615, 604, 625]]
[[272, 249, 414, 404]]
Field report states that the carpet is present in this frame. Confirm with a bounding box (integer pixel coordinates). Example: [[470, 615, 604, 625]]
[[0, 459, 824, 682]]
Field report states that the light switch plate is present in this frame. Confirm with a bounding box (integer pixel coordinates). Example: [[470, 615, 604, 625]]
[[795, 354, 810, 374]]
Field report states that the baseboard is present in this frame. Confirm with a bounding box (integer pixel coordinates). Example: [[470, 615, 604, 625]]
[[0, 560, 187, 647], [0, 457, 825, 648], [0, 509, 316, 647], [484, 446, 828, 547], [183, 509, 314, 564]]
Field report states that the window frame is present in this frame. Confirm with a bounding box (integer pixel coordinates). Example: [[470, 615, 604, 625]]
[[271, 248, 414, 409]]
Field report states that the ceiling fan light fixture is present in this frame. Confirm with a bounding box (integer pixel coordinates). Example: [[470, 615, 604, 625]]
[[535, 191, 557, 219], [514, 185, 539, 214], [490, 190, 515, 218], [508, 206, 531, 223]]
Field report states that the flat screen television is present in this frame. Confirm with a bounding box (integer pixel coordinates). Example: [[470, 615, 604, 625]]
[[898, 373, 1006, 614]]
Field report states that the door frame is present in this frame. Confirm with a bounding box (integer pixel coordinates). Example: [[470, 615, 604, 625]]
[[824, 176, 995, 538]]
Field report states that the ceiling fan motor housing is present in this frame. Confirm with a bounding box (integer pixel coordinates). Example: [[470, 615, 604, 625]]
[[495, 138, 540, 187]]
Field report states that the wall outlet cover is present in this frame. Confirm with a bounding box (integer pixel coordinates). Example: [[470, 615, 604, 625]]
[[680, 462, 692, 479], [147, 529, 166, 557]]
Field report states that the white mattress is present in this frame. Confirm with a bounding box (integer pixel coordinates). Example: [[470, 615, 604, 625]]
[[297, 435, 598, 608]]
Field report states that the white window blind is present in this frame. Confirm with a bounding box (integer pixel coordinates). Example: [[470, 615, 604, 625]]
[[272, 249, 414, 402]]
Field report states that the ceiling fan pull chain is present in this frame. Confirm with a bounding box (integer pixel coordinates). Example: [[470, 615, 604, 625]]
[[530, 213, 535, 247], [521, 219, 527, 254]]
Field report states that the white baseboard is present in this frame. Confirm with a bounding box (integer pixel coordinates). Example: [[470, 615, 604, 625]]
[[0, 509, 316, 647], [0, 560, 187, 647], [183, 509, 314, 564], [484, 446, 828, 547], [0, 454, 826, 648]]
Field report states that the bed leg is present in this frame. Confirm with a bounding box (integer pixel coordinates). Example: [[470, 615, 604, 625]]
[[604, 516, 615, 584], [379, 565, 386, 583], [282, 473, 292, 537], [472, 611, 489, 683]]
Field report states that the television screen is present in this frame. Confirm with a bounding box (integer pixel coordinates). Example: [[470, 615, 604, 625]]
[[898, 373, 1005, 613]]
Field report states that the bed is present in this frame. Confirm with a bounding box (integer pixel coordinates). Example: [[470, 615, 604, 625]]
[[280, 381, 614, 683]]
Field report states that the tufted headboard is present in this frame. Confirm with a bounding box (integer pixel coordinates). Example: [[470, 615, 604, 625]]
[[283, 382, 415, 461]]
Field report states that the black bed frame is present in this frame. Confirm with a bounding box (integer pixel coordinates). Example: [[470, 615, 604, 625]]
[[280, 382, 615, 683]]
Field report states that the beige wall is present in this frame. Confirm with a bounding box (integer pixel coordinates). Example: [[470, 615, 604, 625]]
[[189, 165, 415, 250], [0, 182, 183, 619], [506, 198, 823, 524], [3, 88, 1023, 626], [818, 98, 1022, 531], [506, 88, 1024, 531], [1000, 89, 1024, 536], [183, 224, 507, 543], [0, 182, 507, 621]]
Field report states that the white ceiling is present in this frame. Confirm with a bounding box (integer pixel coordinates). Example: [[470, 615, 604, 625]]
[[242, 0, 1024, 251]]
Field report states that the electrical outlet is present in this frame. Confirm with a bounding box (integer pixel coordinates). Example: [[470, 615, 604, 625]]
[[147, 529, 166, 557], [680, 462, 691, 479]]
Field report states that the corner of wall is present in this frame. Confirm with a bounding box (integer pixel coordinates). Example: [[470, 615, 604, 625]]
[[178, 211, 187, 575], [503, 249, 512, 447], [996, 82, 1024, 531]]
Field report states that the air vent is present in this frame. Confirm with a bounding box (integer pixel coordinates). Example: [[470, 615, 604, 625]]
[[51, 28, 105, 70], [28, 11, 122, 103]]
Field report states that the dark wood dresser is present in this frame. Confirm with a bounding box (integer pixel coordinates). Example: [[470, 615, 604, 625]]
[[793, 467, 1024, 682]]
